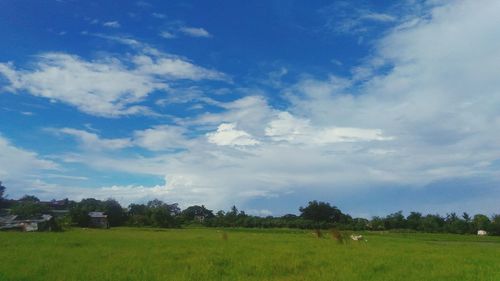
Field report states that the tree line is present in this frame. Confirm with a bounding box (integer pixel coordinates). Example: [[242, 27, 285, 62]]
[[1, 184, 499, 235]]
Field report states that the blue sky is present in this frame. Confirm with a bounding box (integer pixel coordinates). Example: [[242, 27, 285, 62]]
[[1, 0, 499, 217]]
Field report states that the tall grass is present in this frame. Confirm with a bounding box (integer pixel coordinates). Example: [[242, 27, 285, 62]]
[[0, 228, 499, 281], [330, 228, 344, 243]]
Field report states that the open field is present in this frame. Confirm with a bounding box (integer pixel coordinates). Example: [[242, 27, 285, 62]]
[[0, 228, 499, 281]]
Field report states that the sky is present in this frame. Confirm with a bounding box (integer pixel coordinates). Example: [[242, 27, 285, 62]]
[[0, 0, 499, 217]]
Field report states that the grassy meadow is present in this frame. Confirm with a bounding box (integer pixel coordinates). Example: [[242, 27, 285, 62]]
[[0, 227, 499, 281]]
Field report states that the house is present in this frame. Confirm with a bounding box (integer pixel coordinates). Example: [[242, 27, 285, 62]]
[[0, 215, 17, 226], [88, 212, 109, 229], [194, 215, 205, 223], [0, 214, 55, 232], [40, 199, 70, 210], [477, 230, 488, 236]]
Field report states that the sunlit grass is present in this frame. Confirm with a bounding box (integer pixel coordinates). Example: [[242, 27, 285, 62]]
[[0, 227, 499, 281]]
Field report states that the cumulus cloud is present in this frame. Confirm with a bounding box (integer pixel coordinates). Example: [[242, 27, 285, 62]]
[[320, 2, 400, 34], [179, 27, 212, 38], [283, 0, 500, 185], [361, 13, 397, 23], [0, 43, 227, 117], [133, 125, 188, 151], [152, 13, 166, 19], [90, 0, 500, 209], [102, 21, 120, 28], [0, 135, 58, 181], [191, 95, 275, 135], [52, 128, 132, 150], [159, 31, 176, 39], [44, 95, 396, 208], [0, 53, 163, 117], [207, 123, 260, 146], [3, 0, 500, 213], [51, 126, 189, 152], [158, 25, 212, 39], [265, 112, 392, 144], [132, 55, 226, 80]]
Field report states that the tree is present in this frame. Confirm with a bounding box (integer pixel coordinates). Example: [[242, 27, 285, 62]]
[[0, 181, 6, 208], [407, 212, 423, 230], [182, 205, 214, 221], [462, 212, 471, 223], [0, 181, 5, 200], [229, 205, 238, 217], [282, 214, 298, 220], [147, 199, 165, 209], [384, 211, 407, 229], [127, 203, 149, 226], [472, 214, 491, 231], [103, 199, 126, 227], [489, 214, 500, 235], [421, 214, 445, 233], [69, 198, 104, 227], [11, 194, 47, 219], [351, 218, 369, 231], [444, 213, 470, 234], [11, 201, 49, 219], [19, 195, 40, 202], [146, 199, 180, 228], [128, 204, 147, 216], [339, 213, 353, 225], [370, 216, 385, 230], [299, 201, 342, 224], [168, 203, 181, 216], [225, 205, 239, 222]]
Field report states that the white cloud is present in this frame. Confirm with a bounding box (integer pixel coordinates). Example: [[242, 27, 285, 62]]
[[4, 0, 500, 213], [0, 42, 227, 117], [104, 0, 500, 209], [51, 126, 188, 152], [132, 55, 226, 81], [2, 179, 170, 206], [361, 13, 397, 22], [133, 125, 188, 151], [179, 27, 212, 38], [159, 31, 176, 39], [265, 112, 392, 144], [0, 53, 163, 117], [320, 2, 399, 34], [191, 96, 274, 135], [0, 135, 57, 182], [53, 128, 132, 150], [159, 25, 212, 39], [102, 21, 120, 28], [284, 0, 500, 185], [207, 123, 260, 146], [152, 13, 166, 19]]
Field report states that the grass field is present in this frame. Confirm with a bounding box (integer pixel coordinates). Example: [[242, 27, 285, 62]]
[[0, 228, 499, 281]]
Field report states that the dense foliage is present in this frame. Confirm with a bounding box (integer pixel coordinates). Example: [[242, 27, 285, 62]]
[[0, 181, 5, 209], [0, 183, 499, 235], [0, 181, 5, 200]]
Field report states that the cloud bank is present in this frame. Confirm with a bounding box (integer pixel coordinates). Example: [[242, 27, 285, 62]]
[[1, 0, 499, 214]]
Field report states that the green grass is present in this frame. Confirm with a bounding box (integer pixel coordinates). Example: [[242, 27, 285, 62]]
[[0, 227, 499, 281]]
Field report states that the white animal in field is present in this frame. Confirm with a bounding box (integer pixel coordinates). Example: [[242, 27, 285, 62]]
[[350, 234, 364, 241], [477, 230, 488, 236]]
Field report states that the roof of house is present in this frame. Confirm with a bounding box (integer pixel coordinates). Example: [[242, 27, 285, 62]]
[[88, 212, 107, 218], [0, 214, 53, 230], [0, 215, 18, 224]]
